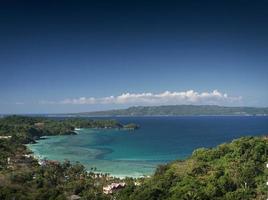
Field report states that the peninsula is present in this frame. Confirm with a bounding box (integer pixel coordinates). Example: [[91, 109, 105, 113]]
[[0, 115, 139, 144]]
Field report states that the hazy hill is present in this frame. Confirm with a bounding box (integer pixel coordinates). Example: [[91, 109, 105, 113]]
[[78, 105, 268, 116]]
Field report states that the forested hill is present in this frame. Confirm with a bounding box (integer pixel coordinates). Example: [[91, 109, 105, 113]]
[[0, 115, 138, 144], [116, 136, 268, 200], [78, 105, 268, 116]]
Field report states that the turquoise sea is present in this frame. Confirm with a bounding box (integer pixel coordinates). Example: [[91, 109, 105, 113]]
[[27, 116, 268, 178]]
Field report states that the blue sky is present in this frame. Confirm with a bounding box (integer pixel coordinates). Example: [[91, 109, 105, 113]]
[[1, 0, 268, 114]]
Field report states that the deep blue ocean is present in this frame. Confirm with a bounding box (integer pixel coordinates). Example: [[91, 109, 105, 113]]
[[28, 116, 268, 177]]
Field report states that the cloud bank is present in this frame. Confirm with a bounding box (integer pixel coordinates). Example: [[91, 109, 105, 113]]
[[40, 90, 242, 106]]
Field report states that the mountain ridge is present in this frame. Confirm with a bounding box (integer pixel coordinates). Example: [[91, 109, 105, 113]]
[[76, 105, 268, 116]]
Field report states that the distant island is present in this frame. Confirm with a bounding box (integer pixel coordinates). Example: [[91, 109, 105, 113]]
[[76, 105, 268, 116]]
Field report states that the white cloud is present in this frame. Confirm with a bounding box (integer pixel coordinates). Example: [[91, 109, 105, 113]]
[[39, 90, 242, 106]]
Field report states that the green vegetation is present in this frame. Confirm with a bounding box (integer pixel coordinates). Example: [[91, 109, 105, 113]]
[[123, 123, 140, 130], [0, 115, 267, 199], [0, 135, 140, 200], [116, 137, 268, 200], [0, 115, 138, 200], [79, 105, 268, 116], [0, 137, 114, 200], [0, 115, 137, 143]]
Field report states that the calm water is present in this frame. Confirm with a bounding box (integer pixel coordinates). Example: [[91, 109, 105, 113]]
[[28, 116, 268, 178]]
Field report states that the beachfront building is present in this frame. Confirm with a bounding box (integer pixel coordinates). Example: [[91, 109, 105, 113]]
[[68, 194, 81, 200], [0, 135, 12, 139], [103, 182, 126, 194]]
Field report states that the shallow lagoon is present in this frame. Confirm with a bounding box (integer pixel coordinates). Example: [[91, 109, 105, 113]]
[[28, 116, 268, 177]]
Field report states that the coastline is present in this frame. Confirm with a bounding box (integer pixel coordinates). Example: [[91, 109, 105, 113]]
[[25, 116, 268, 179], [26, 128, 151, 178], [27, 143, 150, 178]]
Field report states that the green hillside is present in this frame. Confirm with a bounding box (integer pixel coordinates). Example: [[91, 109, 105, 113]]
[[79, 105, 268, 116], [116, 136, 268, 200]]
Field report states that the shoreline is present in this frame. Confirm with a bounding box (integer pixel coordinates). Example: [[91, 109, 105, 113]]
[[26, 128, 149, 179], [27, 143, 148, 179]]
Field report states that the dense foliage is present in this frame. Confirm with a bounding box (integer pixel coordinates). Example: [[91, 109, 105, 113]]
[[81, 105, 268, 116], [0, 137, 111, 200], [0, 115, 128, 143], [0, 115, 267, 199], [0, 134, 142, 200], [0, 116, 135, 200], [116, 137, 268, 200]]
